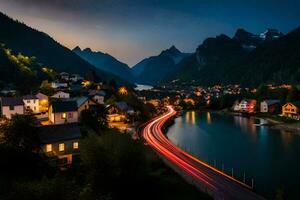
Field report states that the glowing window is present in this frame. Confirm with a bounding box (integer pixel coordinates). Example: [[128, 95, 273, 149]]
[[59, 143, 65, 152], [61, 113, 67, 119], [73, 142, 79, 149], [46, 144, 52, 152]]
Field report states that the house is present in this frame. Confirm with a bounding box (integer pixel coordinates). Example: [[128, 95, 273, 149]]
[[38, 123, 81, 165], [51, 80, 68, 89], [36, 92, 49, 112], [232, 100, 240, 111], [49, 101, 78, 124], [60, 72, 70, 80], [239, 99, 256, 113], [69, 74, 83, 82], [22, 95, 39, 113], [260, 100, 280, 113], [0, 97, 24, 119], [282, 102, 300, 120], [92, 91, 106, 104], [52, 91, 70, 99], [70, 97, 96, 115]]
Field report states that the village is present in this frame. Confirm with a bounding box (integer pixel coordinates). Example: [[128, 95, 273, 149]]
[[0, 72, 155, 167]]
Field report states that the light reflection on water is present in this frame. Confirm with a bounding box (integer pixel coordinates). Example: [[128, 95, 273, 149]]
[[167, 111, 300, 198]]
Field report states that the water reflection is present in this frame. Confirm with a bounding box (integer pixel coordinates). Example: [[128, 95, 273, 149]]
[[206, 112, 212, 124], [167, 111, 300, 197], [185, 111, 196, 125]]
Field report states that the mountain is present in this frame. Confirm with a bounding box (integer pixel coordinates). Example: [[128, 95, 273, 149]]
[[166, 27, 300, 87], [0, 12, 124, 84], [233, 28, 263, 50], [132, 45, 191, 84], [73, 47, 135, 82], [168, 34, 247, 84]]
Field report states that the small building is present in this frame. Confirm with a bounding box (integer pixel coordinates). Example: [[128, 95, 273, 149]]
[[70, 97, 96, 115], [239, 99, 256, 113], [52, 91, 70, 99], [51, 80, 68, 89], [38, 123, 81, 165], [92, 91, 106, 104], [69, 74, 83, 82], [282, 102, 300, 120], [260, 100, 280, 113], [22, 95, 39, 113], [49, 101, 78, 124], [232, 100, 240, 111], [0, 97, 24, 119], [60, 72, 70, 81], [36, 92, 49, 112]]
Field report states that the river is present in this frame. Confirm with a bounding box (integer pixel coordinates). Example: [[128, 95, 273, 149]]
[[166, 111, 300, 199]]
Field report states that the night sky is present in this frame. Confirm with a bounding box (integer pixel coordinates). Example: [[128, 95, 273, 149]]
[[0, 0, 299, 66]]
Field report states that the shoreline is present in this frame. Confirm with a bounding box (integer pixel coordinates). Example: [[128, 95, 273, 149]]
[[179, 108, 300, 135]]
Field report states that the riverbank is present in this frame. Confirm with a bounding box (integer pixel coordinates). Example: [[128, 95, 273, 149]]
[[178, 108, 300, 134], [215, 109, 300, 134]]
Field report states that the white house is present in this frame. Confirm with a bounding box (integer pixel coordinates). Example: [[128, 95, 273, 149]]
[[260, 100, 280, 113], [60, 72, 70, 80], [93, 91, 106, 104], [51, 80, 68, 89], [23, 95, 39, 113], [52, 91, 70, 99], [70, 74, 83, 82], [48, 101, 78, 124], [0, 97, 24, 119]]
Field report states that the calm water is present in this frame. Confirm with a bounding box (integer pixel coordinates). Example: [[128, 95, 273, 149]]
[[166, 111, 300, 199]]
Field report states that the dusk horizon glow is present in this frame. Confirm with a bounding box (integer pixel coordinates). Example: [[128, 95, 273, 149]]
[[0, 0, 299, 66]]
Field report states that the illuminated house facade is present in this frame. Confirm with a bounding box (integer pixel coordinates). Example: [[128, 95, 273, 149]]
[[38, 123, 81, 166], [0, 97, 24, 119], [22, 95, 39, 113], [282, 102, 300, 120], [49, 101, 78, 124]]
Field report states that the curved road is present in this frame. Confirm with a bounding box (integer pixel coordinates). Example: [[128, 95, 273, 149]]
[[143, 106, 265, 200]]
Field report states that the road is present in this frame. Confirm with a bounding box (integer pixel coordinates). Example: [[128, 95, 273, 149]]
[[143, 106, 265, 200]]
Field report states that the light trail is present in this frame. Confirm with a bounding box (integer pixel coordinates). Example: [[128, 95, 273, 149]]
[[143, 106, 265, 200]]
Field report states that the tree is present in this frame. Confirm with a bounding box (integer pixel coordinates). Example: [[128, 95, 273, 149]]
[[40, 80, 54, 96], [80, 105, 108, 132], [1, 114, 39, 152]]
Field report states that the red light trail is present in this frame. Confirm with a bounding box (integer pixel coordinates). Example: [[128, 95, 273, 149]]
[[143, 106, 265, 200]]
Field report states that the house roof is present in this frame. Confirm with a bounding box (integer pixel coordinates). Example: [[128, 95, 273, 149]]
[[51, 100, 77, 113], [263, 100, 280, 106], [95, 91, 106, 97], [0, 97, 24, 106], [116, 101, 129, 111], [70, 97, 89, 107], [38, 123, 81, 144], [22, 94, 38, 100]]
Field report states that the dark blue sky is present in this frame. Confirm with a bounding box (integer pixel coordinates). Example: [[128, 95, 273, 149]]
[[0, 0, 299, 66]]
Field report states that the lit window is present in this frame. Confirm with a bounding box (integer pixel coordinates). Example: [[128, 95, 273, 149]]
[[59, 143, 65, 151], [61, 113, 67, 119], [73, 142, 79, 149], [46, 144, 52, 152]]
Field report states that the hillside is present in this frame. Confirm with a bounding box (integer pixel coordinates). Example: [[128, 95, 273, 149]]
[[0, 44, 56, 94], [0, 12, 124, 83], [132, 46, 190, 84], [73, 47, 135, 82], [166, 27, 300, 87]]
